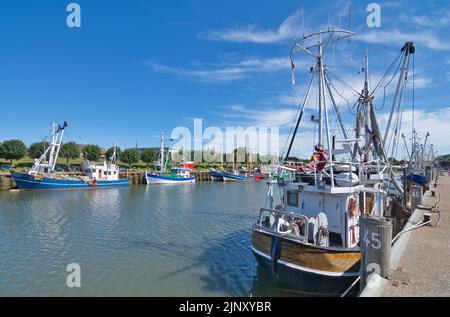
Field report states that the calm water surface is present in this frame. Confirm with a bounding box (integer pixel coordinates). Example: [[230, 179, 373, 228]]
[[0, 182, 284, 296]]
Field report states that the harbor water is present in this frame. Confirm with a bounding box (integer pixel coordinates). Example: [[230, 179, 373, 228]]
[[0, 182, 287, 296]]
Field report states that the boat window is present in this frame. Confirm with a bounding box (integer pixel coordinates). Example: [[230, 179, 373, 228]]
[[287, 191, 298, 207]]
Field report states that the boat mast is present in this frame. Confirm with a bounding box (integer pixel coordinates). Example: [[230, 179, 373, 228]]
[[383, 42, 414, 147], [363, 49, 372, 162], [48, 123, 57, 169], [160, 132, 165, 173], [318, 36, 324, 146], [285, 28, 354, 166], [29, 121, 67, 174], [318, 38, 335, 185], [111, 142, 117, 163]]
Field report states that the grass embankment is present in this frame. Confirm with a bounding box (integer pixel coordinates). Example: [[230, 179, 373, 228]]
[[0, 157, 245, 173]]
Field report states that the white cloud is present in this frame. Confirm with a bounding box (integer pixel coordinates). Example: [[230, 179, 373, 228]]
[[357, 29, 450, 51], [216, 104, 300, 128], [204, 10, 302, 44], [378, 107, 450, 156], [413, 9, 450, 28], [144, 57, 291, 81]]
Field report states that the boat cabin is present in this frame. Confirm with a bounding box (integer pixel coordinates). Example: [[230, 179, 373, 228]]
[[171, 167, 192, 178], [82, 161, 120, 181]]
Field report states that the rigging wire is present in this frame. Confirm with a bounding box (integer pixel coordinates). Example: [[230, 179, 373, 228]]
[[325, 71, 359, 116], [281, 69, 317, 160], [326, 69, 360, 96], [370, 50, 403, 97]]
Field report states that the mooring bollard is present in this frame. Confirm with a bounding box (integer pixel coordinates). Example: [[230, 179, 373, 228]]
[[425, 166, 432, 182], [359, 214, 392, 292], [411, 185, 423, 212]]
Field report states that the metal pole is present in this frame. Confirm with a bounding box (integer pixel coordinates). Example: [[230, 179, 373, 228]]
[[320, 47, 334, 186], [364, 50, 372, 162], [383, 43, 411, 147], [318, 41, 323, 146], [160, 132, 165, 173]]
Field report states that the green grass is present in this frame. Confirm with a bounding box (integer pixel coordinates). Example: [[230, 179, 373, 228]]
[[1, 157, 266, 173]]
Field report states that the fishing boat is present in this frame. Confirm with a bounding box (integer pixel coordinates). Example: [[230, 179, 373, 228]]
[[145, 132, 196, 185], [251, 30, 413, 295], [209, 170, 224, 181], [11, 123, 130, 190], [221, 171, 251, 182], [403, 131, 431, 185]]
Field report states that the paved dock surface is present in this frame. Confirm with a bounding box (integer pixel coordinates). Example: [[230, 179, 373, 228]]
[[384, 175, 450, 297]]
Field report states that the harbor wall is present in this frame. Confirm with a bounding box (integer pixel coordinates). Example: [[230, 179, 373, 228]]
[[0, 174, 15, 191]]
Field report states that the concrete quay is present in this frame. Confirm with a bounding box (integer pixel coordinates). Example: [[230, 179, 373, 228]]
[[382, 175, 450, 296]]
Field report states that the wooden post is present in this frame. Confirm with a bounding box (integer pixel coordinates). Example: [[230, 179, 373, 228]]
[[360, 214, 392, 292]]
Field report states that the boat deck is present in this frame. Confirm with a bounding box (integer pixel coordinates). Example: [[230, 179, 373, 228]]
[[383, 174, 450, 297]]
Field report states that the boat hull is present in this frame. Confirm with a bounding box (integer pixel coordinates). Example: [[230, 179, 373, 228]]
[[209, 171, 224, 181], [406, 173, 427, 185], [11, 172, 130, 191], [221, 172, 251, 182], [251, 229, 360, 296], [145, 173, 196, 185]]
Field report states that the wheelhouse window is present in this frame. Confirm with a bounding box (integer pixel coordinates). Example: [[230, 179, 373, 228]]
[[287, 191, 298, 207]]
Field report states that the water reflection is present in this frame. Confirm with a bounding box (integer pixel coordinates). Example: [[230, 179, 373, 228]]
[[0, 182, 291, 296]]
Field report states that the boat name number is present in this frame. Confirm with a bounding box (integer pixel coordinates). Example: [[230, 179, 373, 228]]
[[363, 230, 382, 250]]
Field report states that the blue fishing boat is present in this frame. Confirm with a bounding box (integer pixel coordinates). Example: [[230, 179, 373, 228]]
[[209, 170, 224, 181], [222, 171, 253, 182], [11, 122, 130, 191], [11, 172, 129, 190]]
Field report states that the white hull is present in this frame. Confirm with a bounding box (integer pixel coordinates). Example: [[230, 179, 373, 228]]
[[222, 176, 239, 182], [145, 173, 196, 185]]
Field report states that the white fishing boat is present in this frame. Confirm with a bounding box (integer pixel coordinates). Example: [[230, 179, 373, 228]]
[[145, 132, 196, 185], [251, 29, 413, 295]]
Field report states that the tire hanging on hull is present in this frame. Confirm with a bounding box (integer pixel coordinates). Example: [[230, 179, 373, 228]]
[[270, 237, 281, 281]]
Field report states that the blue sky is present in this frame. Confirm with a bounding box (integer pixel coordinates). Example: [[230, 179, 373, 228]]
[[1, 0, 450, 158]]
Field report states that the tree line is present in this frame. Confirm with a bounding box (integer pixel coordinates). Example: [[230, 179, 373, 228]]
[[1, 139, 277, 171], [0, 139, 159, 169]]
